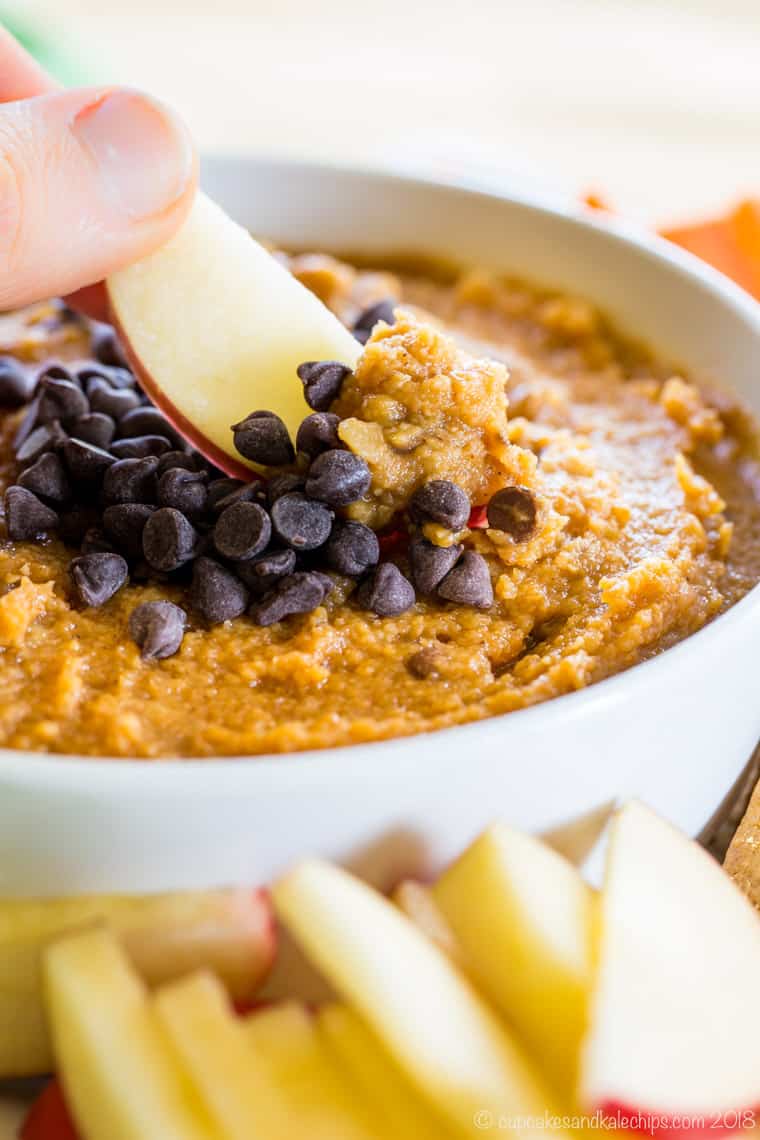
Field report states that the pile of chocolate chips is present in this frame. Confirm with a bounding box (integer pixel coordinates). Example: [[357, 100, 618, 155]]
[[0, 302, 537, 662]]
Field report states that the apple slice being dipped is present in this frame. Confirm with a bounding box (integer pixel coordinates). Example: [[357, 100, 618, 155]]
[[107, 192, 361, 479], [581, 801, 760, 1133]]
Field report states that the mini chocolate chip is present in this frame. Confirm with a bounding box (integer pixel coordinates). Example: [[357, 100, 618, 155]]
[[191, 556, 249, 624], [296, 361, 352, 411], [109, 435, 173, 459], [59, 505, 101, 545], [157, 468, 208, 519], [325, 521, 379, 577], [105, 367, 138, 390], [102, 503, 156, 559], [86, 378, 141, 419], [437, 551, 494, 608], [103, 456, 160, 505], [231, 411, 295, 466], [213, 501, 271, 561], [250, 571, 330, 626], [156, 450, 203, 476], [356, 562, 415, 617], [36, 375, 89, 425], [17, 452, 71, 505], [486, 486, 537, 541], [410, 480, 470, 531], [35, 362, 75, 387], [62, 438, 116, 486], [0, 356, 32, 407], [142, 507, 198, 572], [353, 299, 396, 344], [211, 482, 266, 515], [406, 646, 442, 680], [305, 449, 371, 507], [77, 365, 114, 390], [129, 600, 186, 660], [91, 324, 129, 369], [118, 406, 182, 446], [15, 421, 65, 467], [3, 486, 59, 541], [80, 526, 117, 555], [236, 547, 296, 594], [207, 478, 245, 511], [296, 412, 341, 458], [267, 472, 304, 506], [69, 552, 128, 607], [271, 492, 333, 550], [69, 412, 115, 449], [408, 535, 463, 594]]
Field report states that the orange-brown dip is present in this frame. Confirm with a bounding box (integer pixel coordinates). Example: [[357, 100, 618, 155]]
[[1, 258, 759, 758]]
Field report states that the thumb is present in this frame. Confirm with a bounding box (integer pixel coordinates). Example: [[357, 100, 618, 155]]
[[0, 86, 197, 310]]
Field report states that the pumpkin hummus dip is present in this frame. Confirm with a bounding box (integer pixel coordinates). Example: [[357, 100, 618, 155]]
[[1, 257, 759, 760]]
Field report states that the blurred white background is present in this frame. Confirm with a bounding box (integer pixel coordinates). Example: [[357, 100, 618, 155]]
[[7, 0, 760, 224]]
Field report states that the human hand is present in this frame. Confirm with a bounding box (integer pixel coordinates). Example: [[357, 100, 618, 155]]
[[0, 26, 198, 316]]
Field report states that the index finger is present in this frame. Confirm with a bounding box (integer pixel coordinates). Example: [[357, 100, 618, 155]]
[[0, 24, 59, 101]]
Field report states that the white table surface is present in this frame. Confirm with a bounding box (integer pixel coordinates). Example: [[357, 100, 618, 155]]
[[2, 0, 760, 1132]]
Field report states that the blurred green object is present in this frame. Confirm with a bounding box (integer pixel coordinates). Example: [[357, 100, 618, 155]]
[[0, 7, 88, 84]]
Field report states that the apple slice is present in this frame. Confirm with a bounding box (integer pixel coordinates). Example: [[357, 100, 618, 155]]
[[43, 928, 220, 1140], [107, 192, 361, 478], [318, 1003, 455, 1140], [432, 823, 596, 1098], [540, 802, 614, 868], [392, 880, 464, 965], [241, 1001, 381, 1140], [0, 887, 275, 1077], [153, 972, 292, 1140], [581, 800, 760, 1130], [273, 859, 563, 1139]]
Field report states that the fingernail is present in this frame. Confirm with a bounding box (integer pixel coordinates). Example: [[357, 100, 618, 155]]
[[73, 90, 195, 221]]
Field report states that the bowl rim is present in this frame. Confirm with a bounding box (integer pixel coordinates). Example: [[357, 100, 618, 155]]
[[3, 154, 760, 779]]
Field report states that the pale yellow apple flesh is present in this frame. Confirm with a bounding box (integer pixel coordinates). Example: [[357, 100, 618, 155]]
[[273, 858, 564, 1139], [241, 1001, 381, 1140], [153, 972, 292, 1140], [318, 1003, 455, 1140], [107, 192, 361, 478], [392, 879, 464, 966], [433, 823, 596, 1098], [581, 800, 760, 1122], [43, 929, 220, 1140], [0, 887, 275, 1077], [540, 802, 615, 867]]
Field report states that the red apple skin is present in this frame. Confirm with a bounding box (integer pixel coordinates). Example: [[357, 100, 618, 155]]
[[598, 1099, 760, 1139], [241, 888, 278, 996], [21, 1080, 78, 1140], [111, 309, 261, 482]]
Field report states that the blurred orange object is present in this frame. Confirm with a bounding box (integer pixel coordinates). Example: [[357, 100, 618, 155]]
[[661, 200, 760, 299]]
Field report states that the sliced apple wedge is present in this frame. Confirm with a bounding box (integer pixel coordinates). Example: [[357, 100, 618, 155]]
[[107, 192, 361, 477], [392, 880, 464, 965], [43, 929, 220, 1140], [581, 800, 760, 1128], [433, 823, 596, 1097], [241, 1001, 381, 1140], [318, 1003, 455, 1140], [154, 972, 292, 1140], [273, 859, 563, 1139], [540, 802, 614, 868], [0, 887, 275, 1077]]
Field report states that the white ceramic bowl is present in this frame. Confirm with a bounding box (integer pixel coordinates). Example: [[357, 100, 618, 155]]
[[1, 157, 759, 897]]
